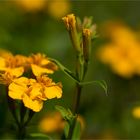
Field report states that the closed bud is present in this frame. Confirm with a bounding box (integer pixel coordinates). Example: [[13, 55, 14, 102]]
[[62, 14, 76, 31], [82, 29, 91, 63], [62, 14, 81, 53]]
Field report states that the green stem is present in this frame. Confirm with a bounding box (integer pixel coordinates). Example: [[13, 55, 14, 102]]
[[17, 109, 35, 139], [73, 84, 82, 115], [6, 87, 20, 128], [17, 124, 26, 139], [68, 83, 82, 139]]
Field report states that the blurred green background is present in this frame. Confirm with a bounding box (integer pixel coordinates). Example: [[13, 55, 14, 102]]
[[1, 0, 140, 139]]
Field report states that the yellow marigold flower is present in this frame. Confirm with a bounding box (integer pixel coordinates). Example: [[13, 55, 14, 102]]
[[28, 53, 58, 76], [48, 0, 71, 19], [8, 76, 62, 112], [15, 0, 46, 12], [132, 106, 140, 119], [39, 111, 65, 133], [98, 21, 140, 78], [0, 54, 26, 84]]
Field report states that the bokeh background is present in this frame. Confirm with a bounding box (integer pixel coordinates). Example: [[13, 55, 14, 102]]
[[1, 0, 140, 139]]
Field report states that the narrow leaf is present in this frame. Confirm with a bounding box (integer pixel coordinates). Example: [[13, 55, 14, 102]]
[[29, 133, 52, 139], [49, 58, 79, 83], [80, 80, 108, 95], [64, 122, 70, 138], [72, 120, 81, 140]]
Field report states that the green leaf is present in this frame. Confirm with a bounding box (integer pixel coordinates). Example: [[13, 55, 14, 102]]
[[48, 58, 79, 83], [29, 133, 52, 139], [64, 122, 70, 138], [55, 105, 75, 122], [72, 119, 81, 140], [80, 80, 108, 96]]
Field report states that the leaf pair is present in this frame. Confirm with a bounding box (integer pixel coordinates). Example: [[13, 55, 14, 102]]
[[49, 58, 108, 95]]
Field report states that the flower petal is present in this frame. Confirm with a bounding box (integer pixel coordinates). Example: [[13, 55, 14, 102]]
[[29, 83, 42, 100], [0, 57, 6, 70], [31, 64, 54, 76], [22, 94, 43, 112], [44, 85, 62, 99], [8, 80, 27, 100], [9, 67, 24, 77]]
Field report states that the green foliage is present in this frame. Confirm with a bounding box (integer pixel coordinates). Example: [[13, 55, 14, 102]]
[[55, 105, 75, 123], [72, 120, 81, 140], [29, 133, 52, 139]]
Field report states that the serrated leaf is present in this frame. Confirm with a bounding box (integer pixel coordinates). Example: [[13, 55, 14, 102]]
[[48, 58, 79, 83], [80, 80, 108, 96]]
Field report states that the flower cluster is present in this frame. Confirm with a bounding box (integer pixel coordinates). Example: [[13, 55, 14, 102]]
[[98, 21, 140, 78], [0, 50, 62, 112]]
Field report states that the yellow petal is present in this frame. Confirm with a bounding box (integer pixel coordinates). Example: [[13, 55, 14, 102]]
[[0, 57, 6, 70], [44, 85, 62, 99], [31, 64, 54, 76], [22, 94, 43, 112], [30, 84, 42, 100], [12, 77, 29, 86], [8, 81, 26, 99], [41, 58, 50, 66], [9, 67, 24, 77]]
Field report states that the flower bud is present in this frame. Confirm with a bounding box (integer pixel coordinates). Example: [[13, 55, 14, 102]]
[[62, 14, 81, 53], [82, 29, 91, 63]]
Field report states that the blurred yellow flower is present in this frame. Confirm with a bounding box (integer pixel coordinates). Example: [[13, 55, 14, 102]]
[[9, 75, 62, 112], [15, 0, 46, 12], [48, 0, 70, 19], [98, 21, 140, 78], [132, 106, 140, 119], [14, 0, 71, 19], [28, 53, 58, 76], [39, 112, 85, 133], [39, 111, 65, 133]]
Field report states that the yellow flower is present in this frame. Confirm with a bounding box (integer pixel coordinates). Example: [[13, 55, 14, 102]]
[[28, 53, 58, 76], [0, 53, 27, 84], [48, 0, 71, 19], [132, 106, 140, 119], [98, 21, 140, 78], [15, 0, 46, 12], [8, 76, 62, 112]]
